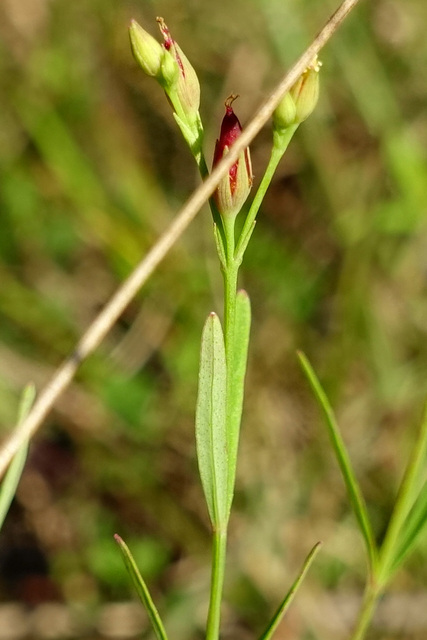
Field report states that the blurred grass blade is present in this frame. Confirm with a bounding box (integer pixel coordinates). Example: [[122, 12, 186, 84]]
[[298, 352, 377, 571], [226, 290, 251, 512], [377, 400, 427, 581], [389, 479, 427, 575], [114, 534, 169, 640], [258, 542, 321, 640], [195, 313, 228, 528], [0, 384, 36, 531]]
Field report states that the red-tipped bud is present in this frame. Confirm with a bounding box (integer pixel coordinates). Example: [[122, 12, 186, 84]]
[[157, 17, 200, 121], [212, 96, 253, 219]]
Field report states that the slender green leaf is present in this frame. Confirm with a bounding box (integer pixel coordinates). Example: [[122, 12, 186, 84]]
[[0, 384, 35, 531], [378, 400, 427, 581], [298, 352, 377, 571], [389, 478, 427, 574], [226, 290, 251, 512], [195, 313, 228, 527], [258, 542, 322, 640], [114, 534, 169, 640]]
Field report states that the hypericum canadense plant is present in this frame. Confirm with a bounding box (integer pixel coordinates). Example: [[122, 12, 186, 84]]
[[6, 2, 427, 639], [115, 13, 427, 640], [121, 18, 323, 640]]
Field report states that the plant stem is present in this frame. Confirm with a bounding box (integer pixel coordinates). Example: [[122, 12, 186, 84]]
[[223, 215, 238, 336], [205, 217, 238, 640], [235, 125, 298, 261], [349, 580, 382, 640], [206, 528, 228, 640]]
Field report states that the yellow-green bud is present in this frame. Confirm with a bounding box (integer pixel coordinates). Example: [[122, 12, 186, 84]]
[[273, 92, 297, 131], [159, 49, 179, 88], [274, 57, 321, 129], [129, 20, 164, 78]]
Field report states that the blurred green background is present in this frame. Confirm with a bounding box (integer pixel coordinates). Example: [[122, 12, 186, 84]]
[[1, 0, 427, 638]]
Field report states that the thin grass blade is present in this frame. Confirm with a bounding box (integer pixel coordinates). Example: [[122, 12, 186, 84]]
[[226, 290, 251, 512], [377, 400, 427, 581], [195, 313, 228, 527], [0, 384, 36, 531], [258, 542, 321, 640], [298, 351, 377, 571], [114, 534, 169, 640], [389, 479, 427, 574]]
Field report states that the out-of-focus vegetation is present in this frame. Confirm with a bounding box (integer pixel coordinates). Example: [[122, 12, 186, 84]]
[[1, 0, 427, 637]]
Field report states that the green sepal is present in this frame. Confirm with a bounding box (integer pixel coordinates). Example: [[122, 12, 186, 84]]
[[172, 112, 196, 147], [114, 534, 169, 640], [213, 224, 227, 269], [226, 290, 251, 513], [258, 542, 321, 640], [195, 313, 228, 528]]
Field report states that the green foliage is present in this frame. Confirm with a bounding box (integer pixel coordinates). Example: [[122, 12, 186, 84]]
[[195, 313, 228, 528], [115, 534, 169, 640], [1, 1, 427, 638], [225, 290, 251, 510], [258, 542, 321, 640], [0, 385, 35, 531], [298, 352, 377, 573]]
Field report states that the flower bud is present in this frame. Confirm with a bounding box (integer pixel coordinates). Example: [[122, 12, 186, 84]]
[[129, 20, 164, 78], [212, 96, 253, 219], [274, 57, 321, 129], [157, 17, 200, 121]]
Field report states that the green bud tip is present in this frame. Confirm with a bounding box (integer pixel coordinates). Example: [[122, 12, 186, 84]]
[[274, 56, 322, 129], [129, 19, 164, 78]]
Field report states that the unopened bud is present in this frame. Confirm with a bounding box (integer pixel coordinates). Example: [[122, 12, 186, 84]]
[[213, 96, 253, 220], [129, 20, 164, 78], [274, 57, 321, 129], [273, 92, 297, 131], [157, 17, 200, 121]]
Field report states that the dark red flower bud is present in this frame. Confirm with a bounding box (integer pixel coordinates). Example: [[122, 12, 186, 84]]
[[213, 96, 252, 219]]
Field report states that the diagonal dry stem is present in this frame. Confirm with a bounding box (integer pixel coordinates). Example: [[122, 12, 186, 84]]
[[0, 0, 362, 479]]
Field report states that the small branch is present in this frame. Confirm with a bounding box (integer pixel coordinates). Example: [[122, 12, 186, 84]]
[[0, 0, 362, 479]]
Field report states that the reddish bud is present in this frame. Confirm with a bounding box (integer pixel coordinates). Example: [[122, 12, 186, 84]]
[[212, 96, 253, 219], [157, 17, 200, 121]]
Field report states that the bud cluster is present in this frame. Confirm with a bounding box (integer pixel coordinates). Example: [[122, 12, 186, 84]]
[[129, 16, 320, 232], [129, 18, 200, 128]]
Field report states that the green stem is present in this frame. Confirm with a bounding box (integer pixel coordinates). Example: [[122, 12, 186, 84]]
[[205, 217, 238, 640], [193, 142, 226, 257], [349, 580, 382, 640], [223, 215, 238, 338], [206, 528, 228, 640], [235, 124, 298, 262]]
